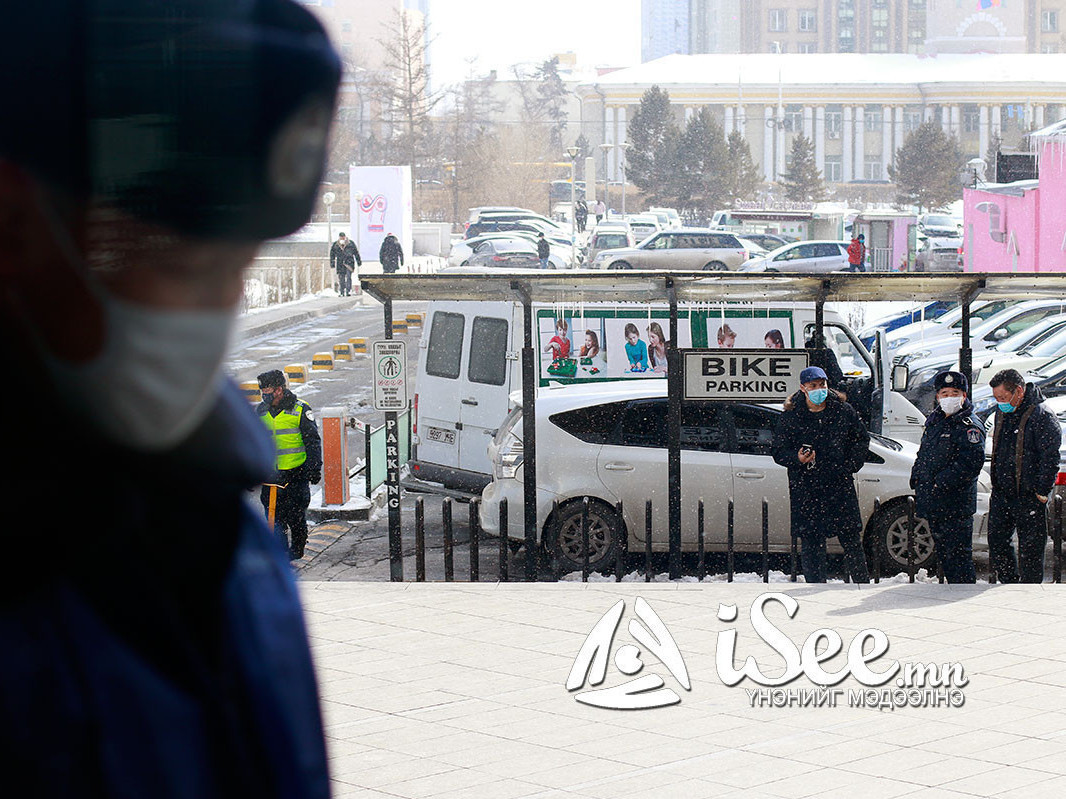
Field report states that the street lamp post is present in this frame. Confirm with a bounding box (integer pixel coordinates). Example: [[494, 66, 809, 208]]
[[598, 143, 611, 211], [566, 146, 580, 267], [617, 142, 631, 216], [351, 190, 364, 285], [323, 191, 335, 292]]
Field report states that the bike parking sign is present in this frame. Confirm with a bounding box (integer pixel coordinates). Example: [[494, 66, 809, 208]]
[[373, 340, 408, 411], [683, 349, 809, 402]]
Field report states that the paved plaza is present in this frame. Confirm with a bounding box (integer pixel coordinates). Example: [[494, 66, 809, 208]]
[[301, 581, 1066, 799]]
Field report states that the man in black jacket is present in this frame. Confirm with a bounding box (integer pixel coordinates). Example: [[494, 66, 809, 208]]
[[988, 368, 1062, 583], [537, 232, 551, 269], [910, 371, 986, 583], [257, 370, 323, 560], [379, 231, 404, 273], [329, 232, 360, 295], [773, 366, 871, 583]]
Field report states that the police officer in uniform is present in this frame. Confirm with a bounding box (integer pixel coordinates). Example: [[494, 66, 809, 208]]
[[909, 371, 986, 583], [257, 370, 322, 560], [773, 366, 871, 583]]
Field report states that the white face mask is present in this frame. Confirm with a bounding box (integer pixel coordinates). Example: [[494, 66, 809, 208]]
[[939, 395, 965, 416], [35, 192, 237, 451]]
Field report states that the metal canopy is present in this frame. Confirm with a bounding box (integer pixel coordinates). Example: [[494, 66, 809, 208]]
[[361, 272, 1066, 304]]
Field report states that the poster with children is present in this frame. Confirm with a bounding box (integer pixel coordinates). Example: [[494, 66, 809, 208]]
[[706, 315, 794, 350], [604, 317, 692, 378], [540, 316, 609, 379]]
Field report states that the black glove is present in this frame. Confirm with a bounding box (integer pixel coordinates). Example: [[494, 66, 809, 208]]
[[309, 470, 322, 485]]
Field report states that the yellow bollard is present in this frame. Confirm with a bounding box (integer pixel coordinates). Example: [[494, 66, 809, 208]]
[[311, 352, 334, 371], [405, 312, 423, 328], [284, 364, 307, 384], [241, 381, 262, 403], [391, 319, 408, 334], [350, 337, 368, 355], [333, 342, 353, 361]]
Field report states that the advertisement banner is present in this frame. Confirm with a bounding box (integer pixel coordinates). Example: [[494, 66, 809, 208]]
[[349, 165, 412, 265]]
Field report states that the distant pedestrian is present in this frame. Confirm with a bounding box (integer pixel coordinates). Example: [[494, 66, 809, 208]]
[[379, 232, 404, 273], [330, 232, 361, 296], [910, 371, 986, 583], [594, 199, 606, 224], [773, 366, 871, 584], [575, 199, 588, 233], [536, 232, 551, 269], [257, 370, 322, 561], [988, 368, 1062, 583], [847, 233, 866, 272]]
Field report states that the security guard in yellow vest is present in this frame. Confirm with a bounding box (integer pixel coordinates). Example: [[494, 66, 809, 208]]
[[257, 370, 322, 559]]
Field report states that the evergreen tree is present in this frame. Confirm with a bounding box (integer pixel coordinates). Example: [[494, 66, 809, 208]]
[[984, 132, 1002, 184], [723, 129, 762, 204], [780, 135, 826, 202], [888, 122, 965, 212], [626, 86, 681, 205], [673, 107, 730, 215], [573, 132, 591, 181]]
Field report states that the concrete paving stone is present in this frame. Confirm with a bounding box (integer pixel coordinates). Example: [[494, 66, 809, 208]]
[[939, 765, 1058, 796], [993, 775, 1066, 799], [838, 746, 961, 783], [812, 778, 917, 799], [604, 737, 721, 769], [617, 777, 729, 799], [921, 728, 1025, 758], [574, 767, 692, 799], [329, 747, 418, 779], [384, 766, 501, 798], [428, 778, 548, 799], [985, 710, 1066, 738], [335, 758, 458, 790], [703, 754, 818, 788], [1011, 751, 1066, 775], [786, 737, 905, 768], [760, 764, 866, 798], [476, 746, 588, 779], [522, 757, 643, 791]]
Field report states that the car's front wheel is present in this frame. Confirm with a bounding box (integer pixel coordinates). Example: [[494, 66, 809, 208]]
[[865, 500, 935, 575], [607, 260, 632, 270], [548, 499, 625, 573], [703, 261, 728, 271]]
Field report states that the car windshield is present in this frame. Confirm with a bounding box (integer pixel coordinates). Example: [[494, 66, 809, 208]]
[[923, 216, 955, 227]]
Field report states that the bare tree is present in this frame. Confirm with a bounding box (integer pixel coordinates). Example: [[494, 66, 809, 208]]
[[441, 65, 504, 224]]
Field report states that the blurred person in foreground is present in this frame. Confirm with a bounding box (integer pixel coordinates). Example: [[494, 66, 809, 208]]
[[0, 1, 340, 796]]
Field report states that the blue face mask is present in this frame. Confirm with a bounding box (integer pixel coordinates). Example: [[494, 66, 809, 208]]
[[807, 388, 829, 405], [998, 401, 1017, 414]]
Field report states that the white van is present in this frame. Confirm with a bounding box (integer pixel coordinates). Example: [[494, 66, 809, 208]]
[[409, 294, 928, 494]]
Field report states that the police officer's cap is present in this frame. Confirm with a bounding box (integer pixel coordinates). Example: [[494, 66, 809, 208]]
[[934, 370, 969, 393], [257, 370, 286, 389], [0, 0, 341, 243]]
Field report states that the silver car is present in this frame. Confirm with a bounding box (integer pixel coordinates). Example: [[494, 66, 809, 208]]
[[739, 240, 851, 273], [914, 236, 963, 273], [592, 228, 749, 271]]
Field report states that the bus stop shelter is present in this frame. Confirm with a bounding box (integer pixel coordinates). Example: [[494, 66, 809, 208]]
[[361, 271, 1066, 581]]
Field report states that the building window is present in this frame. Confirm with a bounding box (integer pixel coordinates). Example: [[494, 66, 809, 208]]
[[905, 110, 922, 132], [341, 42, 353, 61], [769, 41, 787, 53], [839, 27, 855, 52], [864, 105, 883, 131], [784, 105, 804, 132], [825, 110, 843, 137], [864, 156, 883, 181], [798, 42, 818, 53], [341, 18, 352, 32], [799, 10, 817, 31], [1043, 10, 1058, 33], [1043, 43, 1059, 53], [770, 9, 788, 32], [962, 106, 980, 134], [825, 157, 842, 182]]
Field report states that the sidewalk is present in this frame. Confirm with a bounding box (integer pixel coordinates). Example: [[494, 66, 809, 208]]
[[302, 581, 1066, 799]]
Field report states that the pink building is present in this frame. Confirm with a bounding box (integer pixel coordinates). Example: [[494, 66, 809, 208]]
[[963, 120, 1066, 272]]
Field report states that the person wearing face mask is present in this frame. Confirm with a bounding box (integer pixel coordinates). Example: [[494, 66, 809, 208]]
[[988, 368, 1062, 583], [909, 371, 986, 583], [772, 366, 871, 583], [257, 370, 323, 560], [0, 2, 340, 796]]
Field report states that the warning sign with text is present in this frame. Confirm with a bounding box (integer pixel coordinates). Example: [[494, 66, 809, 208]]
[[682, 349, 809, 402], [373, 340, 408, 411]]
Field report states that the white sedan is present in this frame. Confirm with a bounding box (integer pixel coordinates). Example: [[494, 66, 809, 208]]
[[448, 232, 572, 269], [480, 382, 989, 575], [739, 240, 850, 273]]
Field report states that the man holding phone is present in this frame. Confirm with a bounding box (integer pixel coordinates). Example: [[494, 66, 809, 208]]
[[773, 366, 871, 583]]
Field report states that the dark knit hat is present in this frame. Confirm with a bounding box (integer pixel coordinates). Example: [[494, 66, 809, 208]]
[[934, 370, 968, 393], [257, 369, 286, 389]]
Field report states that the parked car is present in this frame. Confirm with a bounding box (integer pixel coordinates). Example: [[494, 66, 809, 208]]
[[450, 231, 573, 268], [739, 240, 851, 273], [914, 236, 964, 272], [625, 214, 662, 241], [467, 238, 565, 270], [886, 299, 1016, 352], [736, 237, 769, 258], [895, 299, 1066, 365], [591, 228, 749, 271], [479, 382, 989, 575], [970, 318, 1066, 385], [586, 225, 635, 265], [858, 301, 958, 349], [918, 213, 962, 238], [648, 207, 682, 229]]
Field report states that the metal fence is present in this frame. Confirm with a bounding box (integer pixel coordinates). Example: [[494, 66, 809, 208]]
[[390, 493, 1065, 584], [871, 247, 893, 272], [241, 258, 333, 312]]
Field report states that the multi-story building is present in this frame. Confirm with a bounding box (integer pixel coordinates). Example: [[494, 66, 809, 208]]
[[578, 53, 1066, 187], [926, 0, 1066, 54], [294, 0, 405, 72]]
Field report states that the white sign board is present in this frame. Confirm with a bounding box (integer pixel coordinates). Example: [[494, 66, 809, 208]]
[[373, 340, 408, 411], [683, 349, 809, 402], [350, 164, 413, 264]]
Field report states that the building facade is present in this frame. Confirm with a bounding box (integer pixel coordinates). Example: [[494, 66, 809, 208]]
[[579, 53, 1066, 187], [642, 0, 692, 62]]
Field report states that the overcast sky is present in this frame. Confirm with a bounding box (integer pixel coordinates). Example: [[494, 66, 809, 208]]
[[427, 0, 641, 88]]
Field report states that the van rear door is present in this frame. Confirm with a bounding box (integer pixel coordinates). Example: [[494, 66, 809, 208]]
[[458, 311, 515, 476], [417, 307, 467, 475]]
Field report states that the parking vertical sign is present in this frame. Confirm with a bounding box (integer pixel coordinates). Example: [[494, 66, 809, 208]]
[[373, 341, 408, 411]]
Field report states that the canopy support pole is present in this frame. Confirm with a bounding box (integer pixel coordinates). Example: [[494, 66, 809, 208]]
[[667, 278, 682, 580]]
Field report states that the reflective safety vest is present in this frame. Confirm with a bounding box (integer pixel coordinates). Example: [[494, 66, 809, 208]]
[[260, 401, 309, 471]]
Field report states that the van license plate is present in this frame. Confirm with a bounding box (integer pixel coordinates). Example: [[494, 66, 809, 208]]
[[426, 426, 456, 445]]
